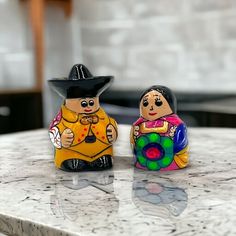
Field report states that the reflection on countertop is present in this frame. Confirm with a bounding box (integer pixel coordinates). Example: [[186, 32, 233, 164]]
[[50, 171, 118, 223], [132, 170, 188, 217], [0, 125, 236, 235]]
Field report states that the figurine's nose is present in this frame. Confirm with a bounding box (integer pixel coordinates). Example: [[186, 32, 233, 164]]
[[150, 105, 154, 111]]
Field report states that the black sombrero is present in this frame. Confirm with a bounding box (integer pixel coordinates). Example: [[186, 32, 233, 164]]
[[48, 64, 114, 98]]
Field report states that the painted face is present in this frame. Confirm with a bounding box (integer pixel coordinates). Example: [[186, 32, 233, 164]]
[[140, 90, 173, 121], [65, 97, 100, 114]]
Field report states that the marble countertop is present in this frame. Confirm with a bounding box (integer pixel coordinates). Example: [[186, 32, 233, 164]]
[[0, 125, 236, 236]]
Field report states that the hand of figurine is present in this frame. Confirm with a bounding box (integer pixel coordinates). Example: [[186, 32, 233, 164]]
[[61, 128, 74, 148], [92, 115, 99, 124], [169, 126, 177, 138], [106, 124, 117, 143], [133, 125, 140, 139]]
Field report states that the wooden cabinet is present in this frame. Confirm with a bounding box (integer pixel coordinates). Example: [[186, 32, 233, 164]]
[[0, 90, 44, 134], [0, 90, 43, 134]]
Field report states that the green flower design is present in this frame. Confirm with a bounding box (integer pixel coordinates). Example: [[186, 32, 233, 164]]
[[135, 133, 174, 170]]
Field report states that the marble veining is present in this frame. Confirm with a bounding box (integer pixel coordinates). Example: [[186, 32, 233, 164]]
[[0, 125, 236, 236]]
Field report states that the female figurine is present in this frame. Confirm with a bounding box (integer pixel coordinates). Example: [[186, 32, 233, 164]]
[[131, 85, 189, 171], [48, 64, 118, 171]]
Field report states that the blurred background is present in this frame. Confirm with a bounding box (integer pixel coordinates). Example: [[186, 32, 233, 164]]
[[1, 0, 236, 134]]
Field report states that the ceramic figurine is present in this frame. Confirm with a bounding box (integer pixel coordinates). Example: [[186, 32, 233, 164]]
[[130, 85, 189, 171], [48, 64, 118, 171]]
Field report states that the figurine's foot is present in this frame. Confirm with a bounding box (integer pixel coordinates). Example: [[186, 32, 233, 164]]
[[60, 156, 113, 172], [89, 155, 113, 170], [61, 159, 88, 172]]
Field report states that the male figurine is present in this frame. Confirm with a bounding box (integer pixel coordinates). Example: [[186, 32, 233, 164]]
[[48, 64, 118, 171]]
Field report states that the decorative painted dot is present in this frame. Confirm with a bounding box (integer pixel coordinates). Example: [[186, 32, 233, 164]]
[[146, 147, 161, 159], [78, 139, 81, 142], [102, 136, 105, 139], [136, 136, 148, 148], [82, 134, 85, 137], [138, 155, 146, 166], [147, 161, 159, 170], [162, 138, 172, 148], [149, 133, 160, 143], [96, 132, 99, 135], [84, 128, 87, 131], [161, 156, 172, 166]]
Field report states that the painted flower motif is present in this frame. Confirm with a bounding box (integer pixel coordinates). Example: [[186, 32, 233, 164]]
[[134, 133, 174, 170]]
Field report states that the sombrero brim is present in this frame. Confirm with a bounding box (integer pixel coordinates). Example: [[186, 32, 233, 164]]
[[48, 76, 113, 98]]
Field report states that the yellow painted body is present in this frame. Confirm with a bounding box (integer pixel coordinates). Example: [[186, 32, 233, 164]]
[[54, 105, 117, 168], [174, 146, 189, 169]]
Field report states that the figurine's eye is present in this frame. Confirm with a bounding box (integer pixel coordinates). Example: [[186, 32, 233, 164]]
[[143, 100, 149, 107], [89, 100, 94, 106], [81, 100, 88, 107], [155, 99, 163, 107]]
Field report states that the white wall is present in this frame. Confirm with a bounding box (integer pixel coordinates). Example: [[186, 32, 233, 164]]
[[0, 0, 34, 89], [1, 0, 236, 126], [43, 4, 83, 126], [75, 0, 236, 93]]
